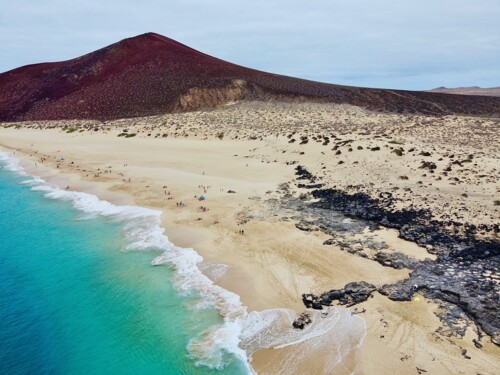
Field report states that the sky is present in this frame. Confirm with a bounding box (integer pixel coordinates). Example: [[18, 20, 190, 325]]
[[1, 0, 499, 90]]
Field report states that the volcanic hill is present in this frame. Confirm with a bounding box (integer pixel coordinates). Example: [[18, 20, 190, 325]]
[[429, 86, 500, 97], [1, 32, 500, 121]]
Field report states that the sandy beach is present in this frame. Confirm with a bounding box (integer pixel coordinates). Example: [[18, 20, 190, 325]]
[[1, 101, 499, 374]]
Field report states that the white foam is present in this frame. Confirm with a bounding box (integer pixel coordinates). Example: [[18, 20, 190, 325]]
[[0, 151, 28, 175], [198, 262, 229, 282], [0, 150, 367, 374], [0, 150, 252, 372]]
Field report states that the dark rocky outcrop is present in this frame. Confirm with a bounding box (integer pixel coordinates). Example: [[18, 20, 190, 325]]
[[302, 294, 324, 310], [297, 183, 324, 189], [374, 251, 418, 269], [292, 312, 312, 329], [288, 163, 500, 346], [419, 161, 437, 170], [295, 165, 316, 183], [303, 281, 376, 308], [308, 187, 500, 345], [295, 222, 318, 232]]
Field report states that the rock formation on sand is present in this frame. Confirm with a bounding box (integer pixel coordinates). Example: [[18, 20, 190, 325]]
[[1, 32, 500, 121]]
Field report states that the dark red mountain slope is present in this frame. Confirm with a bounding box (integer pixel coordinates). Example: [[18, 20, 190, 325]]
[[1, 32, 499, 121]]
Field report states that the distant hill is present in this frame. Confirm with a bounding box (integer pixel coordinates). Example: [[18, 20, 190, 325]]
[[429, 86, 500, 97], [1, 32, 500, 121]]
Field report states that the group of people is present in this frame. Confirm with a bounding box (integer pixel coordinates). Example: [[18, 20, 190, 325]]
[[197, 184, 209, 193]]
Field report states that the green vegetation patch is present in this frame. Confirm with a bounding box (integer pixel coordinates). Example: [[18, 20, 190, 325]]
[[118, 133, 137, 138]]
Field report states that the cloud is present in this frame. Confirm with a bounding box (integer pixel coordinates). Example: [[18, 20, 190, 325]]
[[1, 0, 499, 89]]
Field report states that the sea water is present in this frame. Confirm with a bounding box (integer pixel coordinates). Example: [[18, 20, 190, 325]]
[[0, 154, 248, 375], [0, 151, 367, 375]]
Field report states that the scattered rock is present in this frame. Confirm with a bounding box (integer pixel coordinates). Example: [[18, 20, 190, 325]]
[[297, 183, 324, 189], [292, 312, 312, 329], [374, 251, 417, 269], [301, 293, 323, 309], [323, 238, 335, 245], [473, 339, 483, 349], [306, 281, 377, 308], [295, 222, 318, 232], [420, 161, 437, 170], [461, 348, 471, 360], [295, 165, 316, 183], [293, 169, 500, 347]]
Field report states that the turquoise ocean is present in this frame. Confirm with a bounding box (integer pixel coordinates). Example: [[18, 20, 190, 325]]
[[0, 152, 249, 375], [0, 151, 366, 375]]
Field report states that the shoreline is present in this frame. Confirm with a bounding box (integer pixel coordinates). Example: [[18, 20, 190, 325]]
[[0, 151, 256, 373], [1, 102, 499, 374], [0, 149, 368, 374]]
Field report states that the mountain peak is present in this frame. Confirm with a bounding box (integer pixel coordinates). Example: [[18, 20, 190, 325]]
[[121, 32, 189, 48], [1, 34, 499, 121]]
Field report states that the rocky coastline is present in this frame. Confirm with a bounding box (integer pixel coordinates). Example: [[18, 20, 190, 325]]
[[291, 166, 500, 346]]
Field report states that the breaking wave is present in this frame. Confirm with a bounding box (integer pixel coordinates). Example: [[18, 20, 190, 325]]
[[0, 150, 366, 374]]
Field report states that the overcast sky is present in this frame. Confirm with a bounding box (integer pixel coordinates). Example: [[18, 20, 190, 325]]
[[1, 0, 499, 90]]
